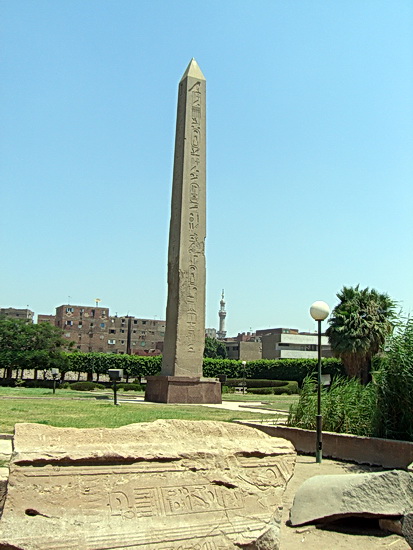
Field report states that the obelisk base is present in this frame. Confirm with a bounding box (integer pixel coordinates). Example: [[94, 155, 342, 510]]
[[145, 376, 222, 404]]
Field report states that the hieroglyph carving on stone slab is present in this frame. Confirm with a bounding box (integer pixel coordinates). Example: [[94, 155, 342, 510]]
[[0, 420, 296, 550]]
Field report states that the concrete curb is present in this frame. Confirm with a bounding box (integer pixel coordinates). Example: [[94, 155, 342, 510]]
[[236, 422, 413, 469]]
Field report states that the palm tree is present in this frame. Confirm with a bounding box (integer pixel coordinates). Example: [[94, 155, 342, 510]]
[[325, 285, 396, 384]]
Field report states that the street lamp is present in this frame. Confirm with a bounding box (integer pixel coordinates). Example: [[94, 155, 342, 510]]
[[241, 361, 247, 394], [51, 368, 59, 395], [310, 300, 330, 464], [108, 369, 123, 406]]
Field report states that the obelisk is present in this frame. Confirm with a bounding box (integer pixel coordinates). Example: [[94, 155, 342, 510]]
[[145, 59, 221, 404]]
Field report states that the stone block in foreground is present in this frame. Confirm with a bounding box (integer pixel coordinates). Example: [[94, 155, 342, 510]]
[[0, 420, 296, 550], [290, 470, 413, 526]]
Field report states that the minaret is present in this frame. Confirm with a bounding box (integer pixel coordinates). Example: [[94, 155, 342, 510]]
[[217, 290, 227, 339]]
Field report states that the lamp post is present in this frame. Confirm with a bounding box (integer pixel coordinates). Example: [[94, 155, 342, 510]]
[[310, 300, 330, 463], [241, 361, 247, 394], [108, 369, 123, 406], [51, 368, 59, 395]]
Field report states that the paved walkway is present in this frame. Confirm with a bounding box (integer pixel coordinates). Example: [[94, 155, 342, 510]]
[[116, 395, 287, 417]]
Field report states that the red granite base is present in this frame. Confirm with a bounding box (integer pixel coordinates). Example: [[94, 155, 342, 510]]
[[144, 376, 222, 404]]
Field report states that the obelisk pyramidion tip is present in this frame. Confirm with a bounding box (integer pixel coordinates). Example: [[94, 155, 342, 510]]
[[180, 58, 206, 81]]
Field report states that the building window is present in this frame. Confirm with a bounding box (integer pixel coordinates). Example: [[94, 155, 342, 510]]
[[66, 321, 73, 326], [142, 321, 147, 325], [141, 341, 146, 347], [66, 307, 74, 313], [120, 329, 125, 333], [108, 339, 116, 345], [133, 329, 137, 333], [133, 320, 138, 324], [120, 340, 125, 344], [65, 332, 71, 337], [100, 323, 105, 328], [109, 329, 116, 334], [90, 322, 94, 328]]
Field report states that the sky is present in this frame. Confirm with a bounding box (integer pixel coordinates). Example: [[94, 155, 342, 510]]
[[1, 0, 412, 335]]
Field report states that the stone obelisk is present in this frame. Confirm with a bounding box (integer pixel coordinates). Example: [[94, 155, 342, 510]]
[[145, 59, 221, 404]]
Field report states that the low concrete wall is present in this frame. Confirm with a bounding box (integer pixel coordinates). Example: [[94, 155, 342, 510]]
[[238, 422, 413, 469]]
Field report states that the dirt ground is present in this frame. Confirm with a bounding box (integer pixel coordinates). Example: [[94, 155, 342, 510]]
[[280, 455, 411, 550]]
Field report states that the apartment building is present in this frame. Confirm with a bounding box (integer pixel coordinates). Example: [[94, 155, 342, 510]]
[[55, 304, 110, 353], [0, 308, 34, 322], [107, 316, 165, 355], [37, 304, 166, 354], [256, 327, 331, 360], [224, 332, 262, 361]]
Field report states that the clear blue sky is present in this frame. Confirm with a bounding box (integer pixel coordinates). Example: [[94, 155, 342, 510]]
[[1, 0, 412, 334]]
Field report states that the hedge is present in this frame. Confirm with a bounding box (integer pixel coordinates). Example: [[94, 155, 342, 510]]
[[226, 379, 296, 388], [62, 354, 344, 386], [249, 382, 299, 395], [202, 357, 344, 386], [1, 352, 344, 387]]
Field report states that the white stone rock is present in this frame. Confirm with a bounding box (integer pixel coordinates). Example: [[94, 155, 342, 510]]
[[290, 470, 413, 526]]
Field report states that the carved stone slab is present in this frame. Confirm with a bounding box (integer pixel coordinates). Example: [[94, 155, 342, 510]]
[[0, 420, 296, 550]]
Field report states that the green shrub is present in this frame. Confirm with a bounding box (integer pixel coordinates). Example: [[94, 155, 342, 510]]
[[373, 319, 413, 441], [248, 381, 299, 395], [0, 378, 17, 387], [226, 379, 289, 388], [249, 387, 273, 395], [202, 358, 344, 385], [24, 380, 57, 389], [273, 381, 299, 394], [288, 376, 376, 436], [117, 383, 143, 392], [69, 382, 105, 391]]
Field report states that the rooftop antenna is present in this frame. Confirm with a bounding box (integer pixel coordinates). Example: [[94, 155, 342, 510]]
[[68, 296, 71, 305], [95, 298, 101, 307]]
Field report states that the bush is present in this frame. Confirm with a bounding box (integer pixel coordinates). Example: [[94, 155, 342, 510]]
[[249, 387, 273, 395], [202, 358, 344, 386], [0, 378, 17, 387], [373, 319, 413, 441], [117, 383, 143, 392], [248, 381, 299, 395], [24, 380, 57, 389], [273, 381, 299, 394], [69, 382, 105, 391], [288, 376, 376, 436]]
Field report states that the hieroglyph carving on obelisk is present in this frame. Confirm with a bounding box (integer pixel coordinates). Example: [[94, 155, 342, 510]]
[[161, 59, 206, 377]]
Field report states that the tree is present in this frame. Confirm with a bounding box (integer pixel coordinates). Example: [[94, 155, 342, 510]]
[[204, 337, 227, 359], [0, 319, 70, 379], [325, 285, 396, 384]]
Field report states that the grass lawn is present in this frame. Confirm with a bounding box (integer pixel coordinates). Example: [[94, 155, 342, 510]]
[[0, 388, 286, 434], [222, 393, 298, 411]]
